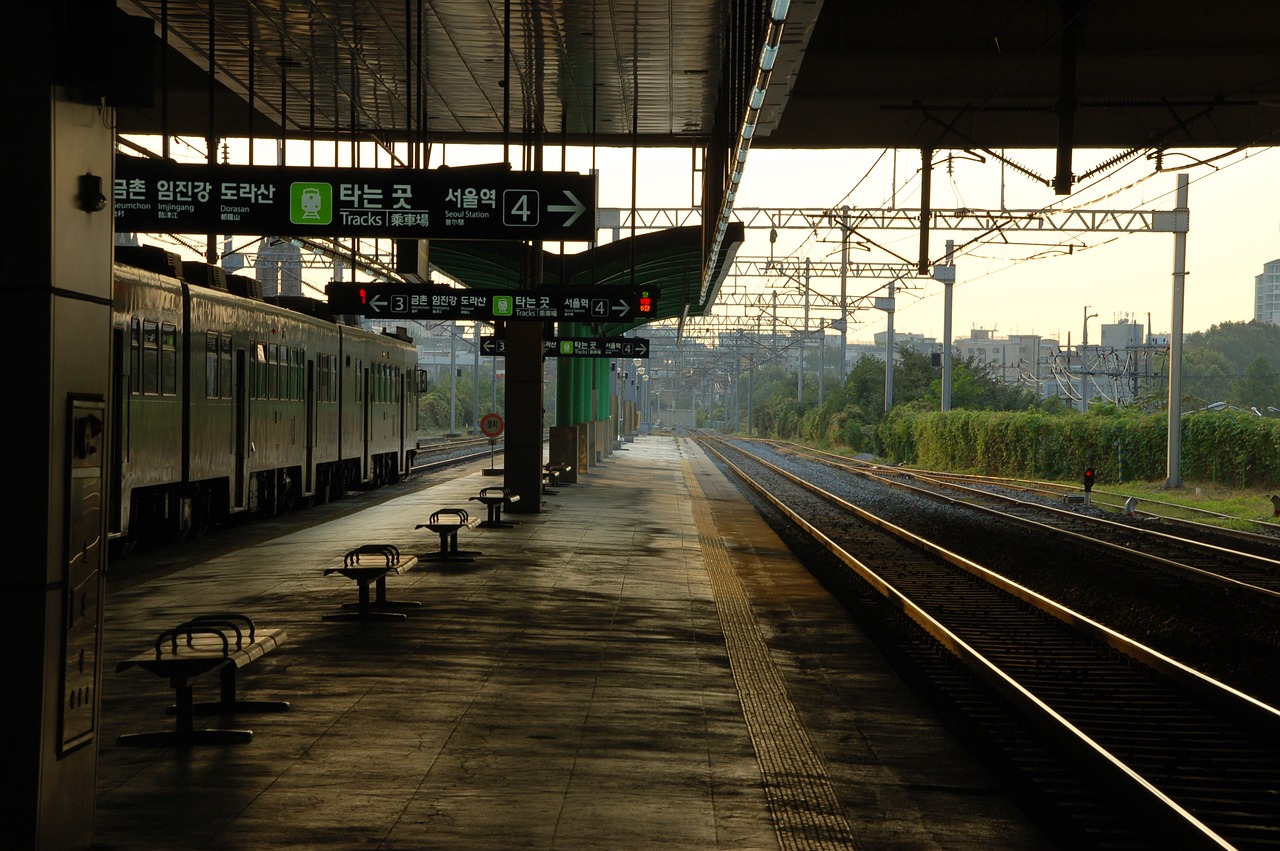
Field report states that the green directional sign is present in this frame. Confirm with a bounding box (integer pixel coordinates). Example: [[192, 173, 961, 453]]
[[480, 337, 651, 358], [115, 158, 597, 241], [327, 283, 658, 323]]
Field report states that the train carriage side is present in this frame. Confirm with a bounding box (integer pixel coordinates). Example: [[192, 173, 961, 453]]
[[185, 284, 341, 518], [336, 324, 419, 487], [109, 261, 187, 542], [108, 246, 419, 547]]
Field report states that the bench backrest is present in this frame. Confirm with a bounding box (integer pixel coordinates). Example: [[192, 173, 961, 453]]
[[430, 508, 470, 525], [345, 543, 401, 566]]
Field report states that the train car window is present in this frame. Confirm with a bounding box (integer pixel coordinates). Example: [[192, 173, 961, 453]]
[[219, 335, 232, 398], [267, 344, 279, 400], [281, 345, 290, 400], [317, 354, 328, 402], [161, 323, 178, 395], [253, 342, 267, 399], [142, 320, 159, 395], [130, 318, 141, 395], [326, 353, 337, 402], [205, 332, 219, 399], [292, 348, 303, 400]]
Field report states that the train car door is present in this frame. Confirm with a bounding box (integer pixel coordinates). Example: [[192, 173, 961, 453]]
[[305, 359, 315, 493], [362, 364, 371, 479], [398, 370, 407, 475], [234, 349, 247, 508]]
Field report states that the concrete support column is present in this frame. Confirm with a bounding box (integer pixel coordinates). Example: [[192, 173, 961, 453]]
[[505, 320, 545, 511], [4, 8, 115, 846]]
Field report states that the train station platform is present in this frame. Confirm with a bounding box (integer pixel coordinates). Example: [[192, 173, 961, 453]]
[[93, 436, 1049, 850]]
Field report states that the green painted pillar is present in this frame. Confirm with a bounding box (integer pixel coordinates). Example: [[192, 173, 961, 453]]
[[577, 349, 592, 423], [556, 347, 574, 427], [596, 358, 610, 423]]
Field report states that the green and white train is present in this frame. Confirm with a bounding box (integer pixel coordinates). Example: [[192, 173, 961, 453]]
[[109, 245, 422, 546]]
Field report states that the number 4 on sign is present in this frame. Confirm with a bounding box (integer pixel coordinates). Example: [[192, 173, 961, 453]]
[[503, 190, 539, 227]]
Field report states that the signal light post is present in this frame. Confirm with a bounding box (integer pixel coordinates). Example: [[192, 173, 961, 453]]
[[1083, 467, 1095, 505]]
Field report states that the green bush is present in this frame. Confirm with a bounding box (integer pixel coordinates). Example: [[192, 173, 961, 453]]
[[873, 406, 1280, 487]]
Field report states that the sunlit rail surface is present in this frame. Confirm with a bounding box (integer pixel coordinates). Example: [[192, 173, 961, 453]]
[[411, 435, 503, 473], [695, 433, 1280, 850], [762, 440, 1280, 605]]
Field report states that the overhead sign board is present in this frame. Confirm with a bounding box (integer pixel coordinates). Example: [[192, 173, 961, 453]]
[[114, 157, 597, 241], [326, 284, 658, 322], [481, 337, 651, 358]]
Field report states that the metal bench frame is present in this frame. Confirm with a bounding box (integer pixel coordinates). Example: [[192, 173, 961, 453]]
[[323, 544, 421, 622], [115, 613, 288, 746], [469, 486, 521, 528], [416, 508, 482, 561]]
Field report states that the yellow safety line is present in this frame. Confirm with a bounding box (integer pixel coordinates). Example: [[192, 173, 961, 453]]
[[682, 449, 859, 851]]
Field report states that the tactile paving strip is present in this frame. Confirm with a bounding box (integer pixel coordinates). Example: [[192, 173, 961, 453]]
[[683, 456, 860, 851]]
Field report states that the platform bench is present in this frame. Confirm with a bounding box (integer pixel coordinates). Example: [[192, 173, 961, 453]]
[[115, 613, 288, 747], [416, 508, 482, 562], [543, 462, 573, 495], [469, 486, 521, 528], [323, 544, 421, 622]]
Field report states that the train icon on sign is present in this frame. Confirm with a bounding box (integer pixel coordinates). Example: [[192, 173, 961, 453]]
[[290, 183, 333, 224]]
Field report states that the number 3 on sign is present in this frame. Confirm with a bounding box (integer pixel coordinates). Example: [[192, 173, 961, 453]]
[[480, 413, 505, 438], [503, 190, 539, 227]]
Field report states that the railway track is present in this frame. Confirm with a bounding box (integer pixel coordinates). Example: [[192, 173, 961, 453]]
[[766, 441, 1280, 603], [697, 435, 1280, 850], [411, 435, 503, 473], [808, 445, 1280, 552]]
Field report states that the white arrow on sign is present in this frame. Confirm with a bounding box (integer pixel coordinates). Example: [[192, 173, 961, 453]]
[[548, 190, 587, 227], [611, 298, 632, 318], [368, 294, 387, 313], [633, 341, 648, 355]]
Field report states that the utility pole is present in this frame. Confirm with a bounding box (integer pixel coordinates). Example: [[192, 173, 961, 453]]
[[1081, 306, 1097, 413], [799, 259, 809, 401], [448, 322, 458, 435], [939, 239, 956, 411], [1165, 174, 1190, 488], [472, 323, 480, 433], [839, 206, 849, 383], [884, 277, 895, 413]]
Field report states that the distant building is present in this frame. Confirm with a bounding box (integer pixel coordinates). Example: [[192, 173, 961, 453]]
[[255, 237, 303, 297], [953, 329, 1042, 390], [1255, 259, 1280, 324], [848, 331, 939, 363]]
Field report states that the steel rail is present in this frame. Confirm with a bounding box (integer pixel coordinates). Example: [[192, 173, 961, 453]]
[[772, 441, 1280, 603], [698, 436, 1243, 849]]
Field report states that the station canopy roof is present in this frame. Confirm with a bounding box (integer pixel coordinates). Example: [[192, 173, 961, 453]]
[[429, 222, 744, 334], [107, 1, 1280, 319]]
